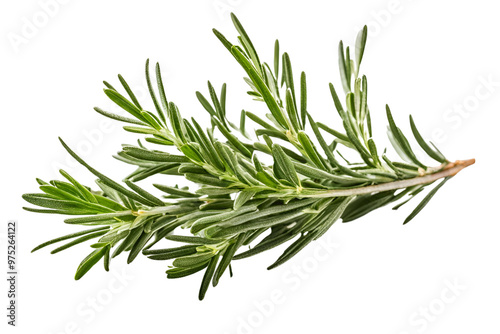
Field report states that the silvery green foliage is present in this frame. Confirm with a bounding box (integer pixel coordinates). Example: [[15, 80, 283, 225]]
[[24, 14, 471, 300]]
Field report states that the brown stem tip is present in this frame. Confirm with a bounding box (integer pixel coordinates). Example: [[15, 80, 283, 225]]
[[443, 159, 476, 176]]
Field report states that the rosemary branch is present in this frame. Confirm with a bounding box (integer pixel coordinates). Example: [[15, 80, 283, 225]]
[[23, 13, 474, 300]]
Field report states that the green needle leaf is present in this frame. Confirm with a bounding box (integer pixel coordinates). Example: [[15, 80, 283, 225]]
[[165, 235, 221, 245], [32, 227, 109, 252], [147, 245, 198, 260], [386, 105, 426, 169], [153, 184, 199, 198], [338, 41, 351, 94], [58, 138, 157, 207], [213, 233, 246, 287], [75, 246, 109, 280], [297, 131, 327, 170], [285, 89, 300, 132], [300, 72, 307, 128], [145, 59, 165, 122], [199, 252, 220, 300], [272, 144, 301, 187], [122, 147, 188, 163], [155, 62, 169, 123], [354, 25, 368, 77], [104, 89, 148, 123], [404, 177, 451, 225], [274, 40, 280, 78], [118, 74, 142, 110], [230, 13, 261, 75], [283, 53, 297, 109], [94, 107, 147, 126], [409, 115, 447, 163], [267, 231, 318, 270], [51, 230, 108, 254], [173, 252, 215, 268], [234, 190, 255, 210]]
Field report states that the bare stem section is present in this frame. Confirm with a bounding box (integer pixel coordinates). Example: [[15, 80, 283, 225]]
[[302, 159, 475, 198]]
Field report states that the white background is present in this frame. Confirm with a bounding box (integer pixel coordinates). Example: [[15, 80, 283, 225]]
[[1, 0, 499, 333]]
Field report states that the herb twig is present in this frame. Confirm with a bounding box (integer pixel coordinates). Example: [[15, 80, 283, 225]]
[[23, 13, 474, 300]]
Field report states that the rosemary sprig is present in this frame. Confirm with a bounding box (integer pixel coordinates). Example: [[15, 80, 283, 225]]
[[23, 13, 474, 300]]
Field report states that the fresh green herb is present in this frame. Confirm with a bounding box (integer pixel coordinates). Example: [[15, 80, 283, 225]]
[[23, 14, 474, 300]]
